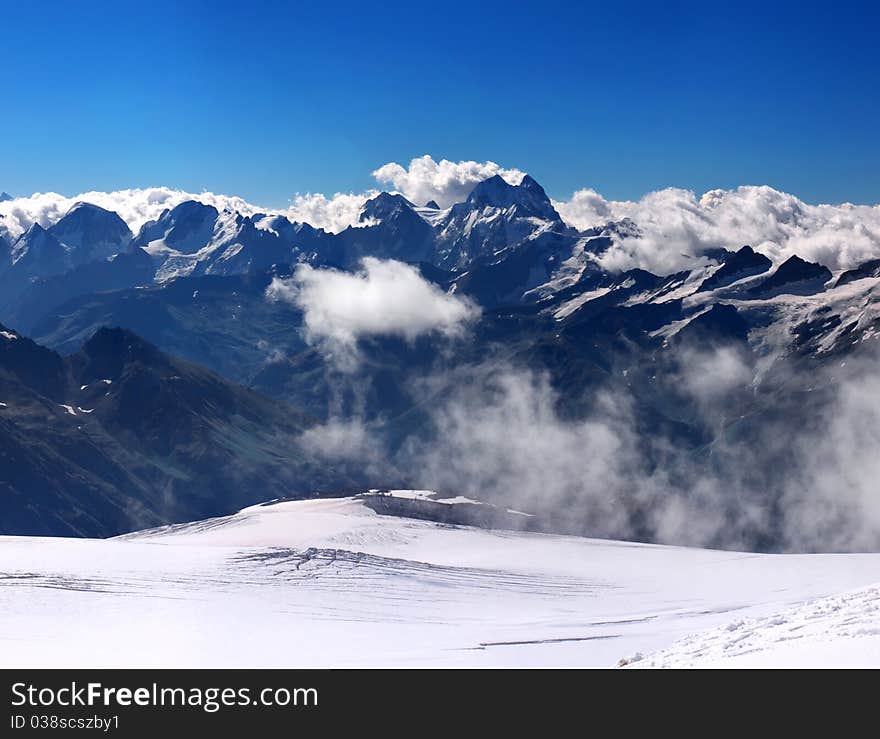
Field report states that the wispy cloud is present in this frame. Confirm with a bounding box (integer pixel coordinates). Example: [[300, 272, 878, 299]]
[[288, 340, 880, 553]]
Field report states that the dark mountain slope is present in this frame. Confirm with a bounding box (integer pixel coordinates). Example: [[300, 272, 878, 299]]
[[0, 324, 352, 537]]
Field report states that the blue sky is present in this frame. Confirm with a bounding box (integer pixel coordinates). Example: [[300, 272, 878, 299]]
[[2, 0, 878, 206]]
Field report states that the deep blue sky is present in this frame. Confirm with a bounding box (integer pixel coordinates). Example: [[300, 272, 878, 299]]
[[2, 0, 878, 206]]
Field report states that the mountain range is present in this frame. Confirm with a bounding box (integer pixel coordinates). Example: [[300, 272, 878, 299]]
[[1, 173, 879, 547]]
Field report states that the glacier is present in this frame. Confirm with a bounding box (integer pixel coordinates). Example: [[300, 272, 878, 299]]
[[1, 492, 878, 668]]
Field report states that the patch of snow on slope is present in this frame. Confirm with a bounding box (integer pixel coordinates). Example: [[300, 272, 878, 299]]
[[649, 307, 712, 342], [524, 240, 598, 302], [554, 287, 612, 319], [733, 275, 880, 357], [649, 266, 715, 304]]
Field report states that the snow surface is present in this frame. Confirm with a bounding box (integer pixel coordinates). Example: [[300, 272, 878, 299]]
[[627, 584, 880, 668], [554, 287, 612, 319], [1, 494, 878, 668]]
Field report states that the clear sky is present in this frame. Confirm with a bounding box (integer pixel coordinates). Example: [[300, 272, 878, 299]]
[[2, 0, 878, 206]]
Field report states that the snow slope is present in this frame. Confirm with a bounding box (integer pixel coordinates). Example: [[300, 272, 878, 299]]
[[1, 493, 878, 668], [628, 585, 880, 668]]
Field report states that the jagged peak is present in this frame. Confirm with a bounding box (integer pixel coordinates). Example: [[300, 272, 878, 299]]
[[599, 217, 641, 239], [834, 257, 880, 287], [771, 254, 832, 280], [518, 173, 547, 195], [358, 192, 417, 223], [464, 173, 561, 223], [748, 254, 832, 296], [466, 174, 516, 206], [22, 221, 47, 236], [14, 222, 64, 252]]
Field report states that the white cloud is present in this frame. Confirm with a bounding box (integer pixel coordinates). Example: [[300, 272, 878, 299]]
[[286, 191, 378, 234], [554, 185, 880, 273], [780, 368, 880, 552], [373, 155, 525, 208], [266, 257, 479, 363], [299, 419, 384, 466], [679, 346, 754, 405]]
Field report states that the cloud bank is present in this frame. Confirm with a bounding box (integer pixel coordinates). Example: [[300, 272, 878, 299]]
[[267, 257, 479, 362], [287, 191, 380, 234], [302, 341, 880, 553], [556, 185, 880, 274]]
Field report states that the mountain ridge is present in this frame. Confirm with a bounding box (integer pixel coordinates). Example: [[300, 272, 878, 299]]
[[0, 322, 354, 537]]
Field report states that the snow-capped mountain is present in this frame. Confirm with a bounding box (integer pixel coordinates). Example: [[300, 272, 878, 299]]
[[132, 200, 220, 256], [4, 174, 877, 394], [0, 203, 134, 311], [434, 174, 573, 269], [7, 202, 132, 275], [130, 200, 329, 280], [7, 174, 879, 407], [0, 176, 876, 326], [2, 173, 880, 552], [696, 245, 771, 292], [9, 222, 69, 277], [48, 201, 132, 265], [325, 192, 436, 268], [0, 174, 578, 295]]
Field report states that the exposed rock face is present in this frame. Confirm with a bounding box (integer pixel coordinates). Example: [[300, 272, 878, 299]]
[[748, 255, 832, 298], [698, 245, 771, 292]]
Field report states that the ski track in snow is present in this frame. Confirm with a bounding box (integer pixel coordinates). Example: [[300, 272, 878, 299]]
[[1, 495, 879, 668]]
